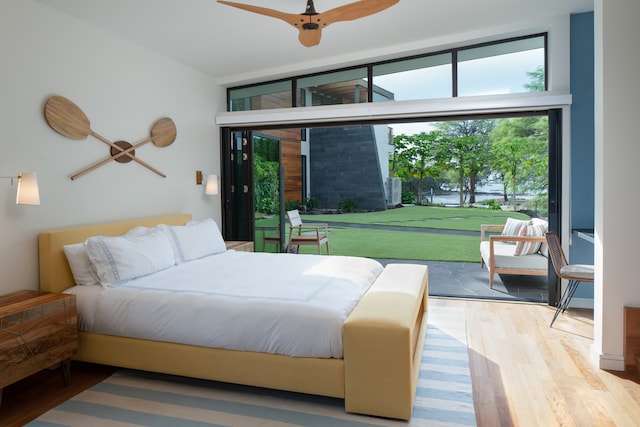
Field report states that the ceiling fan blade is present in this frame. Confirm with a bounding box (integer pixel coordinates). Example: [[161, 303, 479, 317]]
[[318, 0, 399, 26], [217, 1, 302, 27]]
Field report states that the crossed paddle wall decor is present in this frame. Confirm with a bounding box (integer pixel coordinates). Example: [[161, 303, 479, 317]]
[[44, 96, 176, 180]]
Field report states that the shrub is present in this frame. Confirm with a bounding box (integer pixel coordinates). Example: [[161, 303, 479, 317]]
[[339, 197, 358, 213], [304, 196, 319, 210], [401, 190, 415, 204], [486, 199, 502, 210], [285, 200, 300, 211]]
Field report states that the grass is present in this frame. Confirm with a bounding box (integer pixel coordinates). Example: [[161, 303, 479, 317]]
[[306, 205, 530, 231], [256, 205, 533, 262]]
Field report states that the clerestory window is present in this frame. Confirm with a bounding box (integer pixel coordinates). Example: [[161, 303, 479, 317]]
[[227, 33, 546, 112]]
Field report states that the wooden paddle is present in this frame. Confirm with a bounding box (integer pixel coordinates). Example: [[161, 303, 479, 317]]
[[44, 96, 166, 178], [70, 118, 176, 180]]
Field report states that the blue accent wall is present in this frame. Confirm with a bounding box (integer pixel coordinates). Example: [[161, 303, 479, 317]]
[[569, 11, 595, 299]]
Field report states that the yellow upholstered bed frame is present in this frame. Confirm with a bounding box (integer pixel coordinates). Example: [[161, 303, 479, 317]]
[[38, 214, 429, 420]]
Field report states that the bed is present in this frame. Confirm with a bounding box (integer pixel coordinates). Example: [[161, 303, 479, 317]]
[[38, 214, 429, 420]]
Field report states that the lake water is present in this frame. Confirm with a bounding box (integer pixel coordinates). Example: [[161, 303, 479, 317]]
[[425, 182, 537, 206]]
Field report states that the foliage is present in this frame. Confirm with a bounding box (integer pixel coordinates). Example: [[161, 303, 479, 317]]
[[391, 131, 444, 204], [339, 197, 358, 213], [434, 120, 495, 205], [524, 65, 545, 92], [285, 200, 300, 211], [304, 196, 318, 210], [490, 116, 548, 209], [253, 135, 279, 160], [253, 153, 279, 214], [401, 189, 415, 204], [485, 199, 502, 210]]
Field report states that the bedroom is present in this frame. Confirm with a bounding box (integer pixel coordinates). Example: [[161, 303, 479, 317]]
[[1, 0, 639, 425]]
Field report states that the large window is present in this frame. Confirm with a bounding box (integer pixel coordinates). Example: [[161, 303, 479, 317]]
[[226, 34, 547, 111]]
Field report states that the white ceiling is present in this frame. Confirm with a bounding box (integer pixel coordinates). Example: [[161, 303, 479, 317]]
[[37, 0, 594, 86]]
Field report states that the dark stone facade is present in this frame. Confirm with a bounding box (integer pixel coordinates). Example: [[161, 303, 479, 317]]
[[309, 125, 386, 211]]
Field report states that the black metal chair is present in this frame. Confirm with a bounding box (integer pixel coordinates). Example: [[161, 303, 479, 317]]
[[546, 231, 594, 327]]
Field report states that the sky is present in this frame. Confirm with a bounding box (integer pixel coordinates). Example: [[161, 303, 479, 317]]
[[377, 48, 544, 136]]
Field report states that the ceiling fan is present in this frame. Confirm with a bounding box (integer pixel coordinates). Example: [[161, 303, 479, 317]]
[[217, 0, 400, 47]]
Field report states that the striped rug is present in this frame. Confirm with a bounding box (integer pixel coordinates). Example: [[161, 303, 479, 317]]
[[29, 307, 476, 427]]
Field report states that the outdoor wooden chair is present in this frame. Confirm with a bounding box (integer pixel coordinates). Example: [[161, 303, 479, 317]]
[[286, 209, 329, 255], [546, 231, 594, 327]]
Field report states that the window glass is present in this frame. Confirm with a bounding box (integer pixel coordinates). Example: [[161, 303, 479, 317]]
[[226, 34, 547, 111], [458, 36, 545, 96], [297, 68, 368, 107], [372, 53, 452, 101], [229, 80, 292, 111]]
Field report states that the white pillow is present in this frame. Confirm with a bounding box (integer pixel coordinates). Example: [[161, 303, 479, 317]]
[[86, 227, 176, 287], [160, 218, 226, 263], [63, 242, 99, 286]]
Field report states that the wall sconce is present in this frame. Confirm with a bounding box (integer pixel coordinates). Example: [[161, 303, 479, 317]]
[[0, 171, 40, 205], [205, 174, 219, 195], [196, 170, 219, 195]]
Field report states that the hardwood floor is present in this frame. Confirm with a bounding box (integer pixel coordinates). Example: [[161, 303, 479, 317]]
[[0, 362, 115, 427], [1, 298, 639, 426], [431, 297, 640, 427]]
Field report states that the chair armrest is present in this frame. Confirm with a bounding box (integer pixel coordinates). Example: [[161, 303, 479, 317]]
[[481, 224, 504, 241], [488, 235, 547, 244], [299, 223, 329, 233]]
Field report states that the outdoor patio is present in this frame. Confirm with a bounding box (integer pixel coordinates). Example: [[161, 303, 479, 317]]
[[376, 259, 549, 302]]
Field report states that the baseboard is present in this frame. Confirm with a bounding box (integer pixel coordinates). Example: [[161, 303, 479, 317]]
[[591, 344, 625, 371], [568, 297, 594, 309]]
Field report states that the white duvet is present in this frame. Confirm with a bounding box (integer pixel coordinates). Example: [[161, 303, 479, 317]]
[[66, 250, 383, 358]]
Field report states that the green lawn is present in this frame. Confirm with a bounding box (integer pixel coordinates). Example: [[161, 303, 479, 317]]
[[298, 227, 481, 262], [306, 205, 530, 231], [256, 205, 533, 262]]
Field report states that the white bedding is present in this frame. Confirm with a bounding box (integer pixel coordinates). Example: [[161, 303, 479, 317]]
[[66, 250, 383, 358]]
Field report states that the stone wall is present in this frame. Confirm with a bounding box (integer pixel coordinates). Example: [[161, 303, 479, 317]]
[[309, 125, 387, 211]]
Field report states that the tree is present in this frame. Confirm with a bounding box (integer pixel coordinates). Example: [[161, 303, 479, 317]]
[[524, 65, 545, 92], [434, 120, 495, 205], [490, 116, 548, 209], [390, 132, 442, 204]]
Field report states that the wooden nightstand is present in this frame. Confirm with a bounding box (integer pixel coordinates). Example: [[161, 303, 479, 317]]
[[225, 241, 254, 252], [0, 291, 77, 406]]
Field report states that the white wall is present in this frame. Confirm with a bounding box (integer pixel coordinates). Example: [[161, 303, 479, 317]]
[[0, 1, 224, 294], [593, 0, 640, 370]]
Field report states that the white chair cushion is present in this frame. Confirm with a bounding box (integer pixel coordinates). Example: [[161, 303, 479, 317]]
[[560, 264, 594, 280], [480, 241, 548, 271]]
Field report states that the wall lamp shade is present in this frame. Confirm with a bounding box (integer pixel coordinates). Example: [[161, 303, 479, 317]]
[[1, 171, 40, 205], [17, 171, 40, 205], [205, 174, 219, 195]]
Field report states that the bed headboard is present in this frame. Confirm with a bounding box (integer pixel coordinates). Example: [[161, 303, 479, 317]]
[[38, 214, 192, 293]]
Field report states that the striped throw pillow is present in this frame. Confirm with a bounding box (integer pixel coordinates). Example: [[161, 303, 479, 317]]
[[515, 224, 546, 256], [502, 217, 530, 237]]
